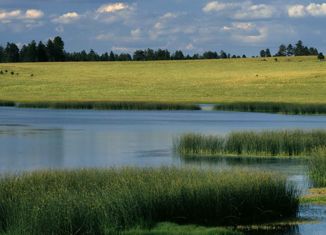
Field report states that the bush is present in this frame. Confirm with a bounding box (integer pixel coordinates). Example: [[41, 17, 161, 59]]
[[318, 53, 325, 60]]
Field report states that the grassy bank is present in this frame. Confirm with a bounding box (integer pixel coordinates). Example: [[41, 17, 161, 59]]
[[0, 57, 325, 105], [14, 101, 200, 110], [175, 130, 326, 157], [0, 168, 298, 235], [214, 102, 326, 115], [301, 188, 326, 205]]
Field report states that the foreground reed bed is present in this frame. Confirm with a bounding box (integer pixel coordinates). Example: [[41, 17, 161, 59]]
[[175, 130, 326, 157], [0, 168, 298, 235], [214, 102, 326, 115], [15, 101, 200, 110], [309, 147, 326, 187]]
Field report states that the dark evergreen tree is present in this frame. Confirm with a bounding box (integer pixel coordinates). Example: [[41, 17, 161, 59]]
[[133, 50, 146, 61], [46, 39, 56, 61], [0, 46, 4, 62], [294, 40, 304, 56], [202, 51, 218, 59], [265, 48, 271, 57], [53, 36, 65, 61], [173, 50, 184, 60], [4, 43, 20, 62], [109, 51, 116, 61], [287, 44, 294, 56], [144, 49, 155, 60], [260, 49, 266, 57], [220, 50, 227, 59], [276, 45, 287, 57], [37, 41, 48, 62]]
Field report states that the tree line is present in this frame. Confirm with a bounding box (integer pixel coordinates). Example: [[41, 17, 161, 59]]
[[0, 37, 324, 63], [260, 40, 321, 58]]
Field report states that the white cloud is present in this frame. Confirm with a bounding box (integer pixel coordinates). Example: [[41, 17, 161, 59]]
[[288, 3, 326, 18], [288, 5, 306, 17], [0, 10, 21, 21], [306, 3, 326, 16], [0, 9, 44, 22], [53, 12, 80, 24], [130, 28, 141, 38], [233, 4, 276, 19], [232, 22, 254, 30], [97, 3, 129, 13], [96, 33, 114, 41], [25, 9, 44, 19], [232, 27, 268, 43], [186, 43, 194, 50], [203, 1, 232, 12]]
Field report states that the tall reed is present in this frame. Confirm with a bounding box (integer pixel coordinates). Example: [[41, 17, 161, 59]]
[[16, 101, 200, 110], [0, 168, 298, 235], [309, 147, 326, 187], [175, 130, 326, 157], [0, 100, 15, 107], [214, 102, 326, 115]]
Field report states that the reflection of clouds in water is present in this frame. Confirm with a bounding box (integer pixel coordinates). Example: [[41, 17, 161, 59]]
[[0, 127, 65, 172]]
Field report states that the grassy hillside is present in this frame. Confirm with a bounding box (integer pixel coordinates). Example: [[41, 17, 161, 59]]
[[0, 56, 325, 104]]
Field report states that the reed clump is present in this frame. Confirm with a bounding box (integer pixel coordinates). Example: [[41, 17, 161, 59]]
[[0, 101, 15, 107], [309, 147, 326, 187], [175, 130, 326, 157], [0, 168, 298, 235], [16, 101, 200, 111], [214, 102, 326, 115]]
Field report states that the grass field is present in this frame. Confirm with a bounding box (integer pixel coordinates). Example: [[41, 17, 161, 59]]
[[0, 168, 298, 235], [0, 57, 325, 105]]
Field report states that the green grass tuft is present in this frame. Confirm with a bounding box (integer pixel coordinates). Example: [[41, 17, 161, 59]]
[[0, 168, 298, 235], [175, 130, 326, 157], [309, 147, 326, 187]]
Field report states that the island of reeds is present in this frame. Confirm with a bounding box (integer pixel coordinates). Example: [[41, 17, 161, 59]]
[[0, 168, 298, 235], [214, 102, 326, 115], [300, 148, 326, 204], [175, 130, 326, 158]]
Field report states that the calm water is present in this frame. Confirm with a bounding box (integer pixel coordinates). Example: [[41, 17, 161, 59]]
[[0, 107, 326, 234]]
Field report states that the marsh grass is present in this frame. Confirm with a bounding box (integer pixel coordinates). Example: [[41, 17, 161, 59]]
[[309, 147, 326, 187], [0, 168, 298, 235], [214, 102, 326, 115], [0, 101, 15, 107], [15, 101, 200, 110], [175, 130, 326, 157]]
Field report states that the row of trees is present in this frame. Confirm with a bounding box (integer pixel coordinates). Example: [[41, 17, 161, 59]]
[[0, 37, 244, 62], [260, 40, 319, 58], [0, 37, 323, 63]]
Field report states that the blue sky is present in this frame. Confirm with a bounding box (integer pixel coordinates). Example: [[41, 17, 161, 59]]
[[1, 0, 326, 55]]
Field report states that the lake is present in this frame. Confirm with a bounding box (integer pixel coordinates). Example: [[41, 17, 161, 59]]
[[0, 107, 326, 235]]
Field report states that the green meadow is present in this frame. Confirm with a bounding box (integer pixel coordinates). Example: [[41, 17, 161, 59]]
[[0, 57, 325, 106]]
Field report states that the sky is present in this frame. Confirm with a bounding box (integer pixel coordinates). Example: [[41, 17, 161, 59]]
[[1, 0, 326, 55]]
